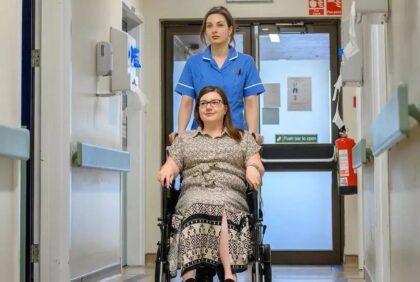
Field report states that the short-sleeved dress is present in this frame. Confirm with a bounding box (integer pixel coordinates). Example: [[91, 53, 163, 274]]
[[166, 129, 261, 277]]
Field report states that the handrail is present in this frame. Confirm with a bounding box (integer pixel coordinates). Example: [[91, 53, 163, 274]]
[[371, 83, 419, 156], [0, 125, 30, 160], [73, 142, 130, 172]]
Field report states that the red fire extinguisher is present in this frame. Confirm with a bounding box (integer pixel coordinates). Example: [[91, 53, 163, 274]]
[[335, 127, 357, 195]]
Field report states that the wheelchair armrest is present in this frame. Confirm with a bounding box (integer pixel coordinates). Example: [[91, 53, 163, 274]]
[[161, 185, 180, 221], [246, 188, 263, 222]]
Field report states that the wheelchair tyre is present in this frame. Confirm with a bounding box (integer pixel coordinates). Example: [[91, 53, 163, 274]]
[[252, 262, 264, 282], [154, 246, 170, 282], [263, 244, 272, 282]]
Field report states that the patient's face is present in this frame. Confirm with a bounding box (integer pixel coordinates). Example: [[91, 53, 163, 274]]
[[198, 91, 227, 126]]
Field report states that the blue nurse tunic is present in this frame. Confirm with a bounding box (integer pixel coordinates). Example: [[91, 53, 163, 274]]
[[175, 45, 265, 130]]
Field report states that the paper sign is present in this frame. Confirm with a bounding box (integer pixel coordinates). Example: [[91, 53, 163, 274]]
[[275, 134, 318, 144], [263, 83, 281, 107], [309, 0, 325, 16], [287, 77, 312, 111], [326, 0, 342, 15], [262, 108, 279, 125]]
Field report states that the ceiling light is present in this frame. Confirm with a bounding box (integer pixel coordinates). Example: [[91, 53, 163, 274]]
[[269, 33, 280, 43]]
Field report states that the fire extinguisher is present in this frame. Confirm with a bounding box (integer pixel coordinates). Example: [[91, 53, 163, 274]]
[[335, 127, 357, 195]]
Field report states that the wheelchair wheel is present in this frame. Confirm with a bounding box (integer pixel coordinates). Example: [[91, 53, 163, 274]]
[[252, 262, 264, 282], [155, 246, 170, 282], [262, 244, 272, 282]]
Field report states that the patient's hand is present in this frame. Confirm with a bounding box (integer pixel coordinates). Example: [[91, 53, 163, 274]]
[[246, 165, 261, 190], [158, 164, 175, 189]]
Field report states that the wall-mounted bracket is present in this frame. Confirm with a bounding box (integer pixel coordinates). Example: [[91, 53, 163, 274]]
[[352, 138, 373, 169], [355, 0, 389, 24], [408, 103, 420, 124]]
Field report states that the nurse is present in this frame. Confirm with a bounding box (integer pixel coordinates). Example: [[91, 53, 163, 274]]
[[171, 6, 265, 143]]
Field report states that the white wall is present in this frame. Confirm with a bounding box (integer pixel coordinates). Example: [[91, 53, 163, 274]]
[[142, 0, 353, 254], [0, 0, 22, 281], [385, 0, 420, 281], [342, 86, 359, 256], [358, 0, 420, 281], [70, 0, 123, 278]]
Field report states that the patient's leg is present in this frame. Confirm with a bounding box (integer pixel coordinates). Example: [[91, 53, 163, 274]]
[[182, 269, 195, 281], [220, 209, 236, 281]]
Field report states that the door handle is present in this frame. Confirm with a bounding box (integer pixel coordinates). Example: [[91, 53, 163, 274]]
[[261, 155, 335, 163]]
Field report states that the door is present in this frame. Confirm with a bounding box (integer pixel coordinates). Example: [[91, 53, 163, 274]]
[[162, 20, 342, 265], [258, 22, 342, 264]]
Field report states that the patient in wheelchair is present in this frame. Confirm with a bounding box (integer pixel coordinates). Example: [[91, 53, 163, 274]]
[[158, 86, 264, 282]]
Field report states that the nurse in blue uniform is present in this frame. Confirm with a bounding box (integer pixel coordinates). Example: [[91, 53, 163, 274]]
[[171, 6, 265, 143]]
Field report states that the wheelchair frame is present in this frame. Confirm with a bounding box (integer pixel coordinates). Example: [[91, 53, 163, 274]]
[[155, 186, 272, 282]]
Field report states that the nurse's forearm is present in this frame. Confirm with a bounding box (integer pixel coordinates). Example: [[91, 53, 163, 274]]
[[245, 95, 259, 133], [178, 95, 194, 133]]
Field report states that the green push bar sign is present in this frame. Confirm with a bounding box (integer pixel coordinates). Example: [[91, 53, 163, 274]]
[[275, 134, 318, 144]]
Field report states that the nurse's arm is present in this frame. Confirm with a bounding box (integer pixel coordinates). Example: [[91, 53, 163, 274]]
[[245, 95, 259, 133], [178, 95, 194, 133]]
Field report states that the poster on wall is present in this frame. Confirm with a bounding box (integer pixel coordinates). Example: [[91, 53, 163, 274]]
[[262, 108, 279, 125], [263, 83, 281, 107], [287, 77, 312, 111], [326, 0, 342, 15], [308, 0, 325, 15]]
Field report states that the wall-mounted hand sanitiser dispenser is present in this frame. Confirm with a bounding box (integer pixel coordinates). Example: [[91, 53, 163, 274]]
[[96, 41, 113, 76], [110, 27, 141, 93]]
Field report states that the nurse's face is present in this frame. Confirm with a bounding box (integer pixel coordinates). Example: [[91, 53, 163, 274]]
[[199, 91, 227, 125], [205, 13, 232, 46]]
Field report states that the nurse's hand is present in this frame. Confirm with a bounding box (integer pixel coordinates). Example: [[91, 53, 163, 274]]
[[254, 133, 263, 145], [168, 132, 178, 144], [250, 132, 263, 145]]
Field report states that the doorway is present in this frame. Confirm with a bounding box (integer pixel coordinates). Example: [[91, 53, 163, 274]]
[[162, 19, 342, 265]]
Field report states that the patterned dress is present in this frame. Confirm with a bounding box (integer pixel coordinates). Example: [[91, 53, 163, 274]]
[[167, 129, 261, 277]]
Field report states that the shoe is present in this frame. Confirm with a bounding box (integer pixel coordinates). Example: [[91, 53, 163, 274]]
[[224, 279, 235, 282], [183, 279, 196, 282]]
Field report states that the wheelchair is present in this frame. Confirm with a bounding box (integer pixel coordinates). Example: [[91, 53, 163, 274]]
[[155, 183, 272, 282]]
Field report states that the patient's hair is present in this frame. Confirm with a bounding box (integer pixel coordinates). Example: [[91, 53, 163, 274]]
[[195, 86, 242, 143]]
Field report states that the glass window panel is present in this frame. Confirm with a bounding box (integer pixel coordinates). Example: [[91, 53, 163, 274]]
[[262, 171, 333, 250], [258, 33, 332, 144]]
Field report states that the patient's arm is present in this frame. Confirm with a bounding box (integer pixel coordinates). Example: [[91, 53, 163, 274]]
[[246, 153, 265, 190], [158, 156, 180, 189]]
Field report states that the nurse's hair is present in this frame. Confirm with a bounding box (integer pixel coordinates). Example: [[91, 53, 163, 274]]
[[195, 86, 242, 143], [200, 6, 236, 47]]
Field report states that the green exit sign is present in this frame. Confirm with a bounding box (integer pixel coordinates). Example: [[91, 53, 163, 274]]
[[275, 134, 318, 144]]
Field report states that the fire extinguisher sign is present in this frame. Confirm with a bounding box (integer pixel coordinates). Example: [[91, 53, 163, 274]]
[[338, 149, 350, 176], [308, 0, 325, 15], [326, 0, 342, 15]]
